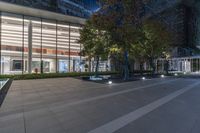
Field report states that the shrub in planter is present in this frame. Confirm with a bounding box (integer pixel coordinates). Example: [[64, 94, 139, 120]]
[[0, 71, 118, 80]]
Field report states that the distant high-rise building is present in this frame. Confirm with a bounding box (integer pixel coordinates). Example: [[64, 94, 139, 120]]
[[57, 0, 99, 18], [0, 0, 99, 18], [144, 0, 200, 57]]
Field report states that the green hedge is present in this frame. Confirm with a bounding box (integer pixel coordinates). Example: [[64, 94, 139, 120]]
[[0, 71, 119, 80], [0, 70, 158, 80]]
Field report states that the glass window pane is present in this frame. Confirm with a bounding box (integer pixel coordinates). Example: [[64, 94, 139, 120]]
[[42, 19, 56, 73], [1, 12, 23, 74]]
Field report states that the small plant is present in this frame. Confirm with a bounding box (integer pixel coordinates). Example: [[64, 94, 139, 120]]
[[84, 64, 89, 72]]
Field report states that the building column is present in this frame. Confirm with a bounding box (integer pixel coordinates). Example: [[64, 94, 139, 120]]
[[22, 15, 24, 74], [80, 42, 82, 72], [56, 21, 58, 73], [40, 19, 43, 74], [68, 23, 71, 72], [184, 59, 187, 72], [28, 20, 32, 74], [0, 12, 2, 75]]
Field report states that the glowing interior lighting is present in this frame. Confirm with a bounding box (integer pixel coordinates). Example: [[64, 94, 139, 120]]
[[70, 26, 82, 29], [57, 25, 70, 28], [2, 16, 24, 21]]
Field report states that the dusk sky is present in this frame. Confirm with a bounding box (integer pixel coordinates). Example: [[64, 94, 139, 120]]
[[83, 0, 99, 10]]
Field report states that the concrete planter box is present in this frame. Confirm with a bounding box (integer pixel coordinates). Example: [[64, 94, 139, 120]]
[[0, 79, 13, 107]]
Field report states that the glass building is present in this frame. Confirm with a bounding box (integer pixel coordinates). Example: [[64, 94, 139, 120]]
[[0, 1, 87, 74], [0, 0, 99, 18]]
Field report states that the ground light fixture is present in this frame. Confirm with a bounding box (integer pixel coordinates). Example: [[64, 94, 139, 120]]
[[161, 75, 165, 78], [108, 81, 113, 84], [174, 73, 178, 76], [142, 77, 146, 80], [184, 72, 186, 75]]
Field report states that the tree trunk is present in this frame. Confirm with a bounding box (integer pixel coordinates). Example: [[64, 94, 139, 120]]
[[95, 56, 100, 77], [149, 58, 156, 76], [140, 62, 144, 76], [89, 58, 91, 72], [110, 55, 115, 72], [164, 60, 169, 75], [123, 51, 129, 80], [41, 60, 43, 74]]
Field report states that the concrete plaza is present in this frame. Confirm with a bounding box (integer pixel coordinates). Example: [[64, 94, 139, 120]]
[[0, 77, 200, 133]]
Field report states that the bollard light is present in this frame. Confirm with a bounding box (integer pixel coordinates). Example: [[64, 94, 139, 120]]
[[108, 81, 113, 84], [161, 75, 165, 78], [142, 77, 146, 80]]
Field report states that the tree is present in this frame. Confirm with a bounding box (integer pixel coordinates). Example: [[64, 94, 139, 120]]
[[79, 20, 110, 77], [109, 46, 122, 72], [92, 0, 144, 80], [130, 41, 147, 76], [139, 20, 172, 75]]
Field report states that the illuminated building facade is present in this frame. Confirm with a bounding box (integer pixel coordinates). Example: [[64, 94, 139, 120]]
[[0, 1, 87, 74], [0, 0, 99, 18]]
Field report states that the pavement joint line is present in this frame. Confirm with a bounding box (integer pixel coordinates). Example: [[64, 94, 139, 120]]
[[0, 79, 178, 121], [87, 81, 200, 133], [50, 79, 178, 111]]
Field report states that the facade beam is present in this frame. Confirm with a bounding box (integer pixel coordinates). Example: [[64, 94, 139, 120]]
[[22, 15, 24, 75], [40, 18, 43, 74], [56, 20, 58, 73], [0, 11, 1, 75], [28, 20, 32, 74], [69, 23, 71, 72]]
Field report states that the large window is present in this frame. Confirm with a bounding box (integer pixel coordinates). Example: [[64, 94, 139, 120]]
[[24, 16, 42, 73], [42, 19, 57, 73], [70, 24, 82, 72], [57, 22, 70, 73], [1, 13, 23, 74], [0, 12, 83, 75]]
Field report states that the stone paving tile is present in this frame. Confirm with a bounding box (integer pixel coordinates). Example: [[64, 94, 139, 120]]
[[0, 114, 25, 133], [25, 110, 65, 133], [59, 113, 96, 133], [0, 123, 25, 133]]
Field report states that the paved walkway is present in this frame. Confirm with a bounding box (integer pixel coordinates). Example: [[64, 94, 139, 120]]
[[0, 77, 200, 133]]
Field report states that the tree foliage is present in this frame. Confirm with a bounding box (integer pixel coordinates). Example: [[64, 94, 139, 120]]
[[92, 0, 144, 79], [79, 20, 110, 76], [79, 0, 172, 78], [130, 20, 172, 74]]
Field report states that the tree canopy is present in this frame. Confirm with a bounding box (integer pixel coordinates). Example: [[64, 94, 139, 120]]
[[130, 20, 172, 74], [91, 0, 144, 79], [79, 0, 172, 78], [79, 20, 110, 76]]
